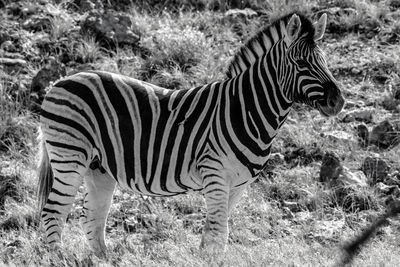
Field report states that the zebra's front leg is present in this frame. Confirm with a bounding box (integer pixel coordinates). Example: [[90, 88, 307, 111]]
[[200, 174, 230, 254], [81, 168, 116, 258]]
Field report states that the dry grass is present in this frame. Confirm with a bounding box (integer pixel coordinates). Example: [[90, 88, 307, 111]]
[[1, 0, 400, 266]]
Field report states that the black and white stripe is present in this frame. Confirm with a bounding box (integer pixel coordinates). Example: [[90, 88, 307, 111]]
[[37, 12, 344, 256]]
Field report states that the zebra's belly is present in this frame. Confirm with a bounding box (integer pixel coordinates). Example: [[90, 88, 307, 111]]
[[114, 165, 204, 197]]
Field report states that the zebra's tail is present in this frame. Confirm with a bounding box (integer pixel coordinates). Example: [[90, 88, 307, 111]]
[[37, 128, 53, 212]]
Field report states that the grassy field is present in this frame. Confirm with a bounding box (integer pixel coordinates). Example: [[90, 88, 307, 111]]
[[1, 0, 400, 266]]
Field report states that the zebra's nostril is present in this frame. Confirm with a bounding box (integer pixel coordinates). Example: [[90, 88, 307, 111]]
[[328, 98, 336, 108]]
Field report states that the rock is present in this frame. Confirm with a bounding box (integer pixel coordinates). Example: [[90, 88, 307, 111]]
[[388, 0, 400, 9], [394, 88, 400, 100], [362, 156, 391, 185], [341, 107, 374, 123], [320, 152, 343, 183], [22, 15, 52, 32], [266, 152, 285, 167], [0, 58, 27, 67], [375, 182, 400, 197], [67, 63, 96, 76], [344, 100, 365, 109], [20, 3, 40, 18], [339, 168, 368, 187], [225, 8, 258, 18], [7, 2, 22, 17], [263, 152, 285, 177], [322, 7, 357, 16], [74, 0, 104, 12], [80, 10, 140, 48], [374, 74, 390, 84], [324, 130, 357, 144], [0, 58, 27, 73], [284, 145, 323, 167], [369, 120, 400, 149], [320, 152, 368, 188], [384, 171, 400, 186], [0, 40, 16, 52], [282, 200, 301, 213], [356, 124, 369, 147], [30, 59, 66, 107]]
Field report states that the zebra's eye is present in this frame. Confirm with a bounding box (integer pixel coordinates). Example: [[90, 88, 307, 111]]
[[297, 59, 310, 69]]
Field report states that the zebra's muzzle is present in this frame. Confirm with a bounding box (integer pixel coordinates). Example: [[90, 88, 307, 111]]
[[317, 84, 345, 116]]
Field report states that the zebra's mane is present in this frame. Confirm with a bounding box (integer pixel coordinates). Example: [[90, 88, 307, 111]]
[[226, 12, 316, 79]]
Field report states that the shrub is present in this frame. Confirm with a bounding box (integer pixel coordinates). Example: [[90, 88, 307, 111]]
[[332, 184, 379, 212], [141, 25, 209, 72], [139, 25, 211, 87]]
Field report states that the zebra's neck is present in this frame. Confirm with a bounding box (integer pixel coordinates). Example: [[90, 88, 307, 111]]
[[226, 19, 289, 78], [230, 61, 291, 139], [219, 48, 292, 176]]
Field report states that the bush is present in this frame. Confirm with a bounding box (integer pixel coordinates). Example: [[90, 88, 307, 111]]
[[140, 25, 211, 85]]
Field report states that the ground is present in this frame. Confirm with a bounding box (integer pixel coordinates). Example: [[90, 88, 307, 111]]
[[1, 0, 400, 266]]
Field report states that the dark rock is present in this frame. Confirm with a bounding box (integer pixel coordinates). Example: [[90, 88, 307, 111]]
[[74, 0, 104, 12], [394, 87, 400, 100], [0, 213, 37, 231], [22, 15, 52, 32], [335, 186, 377, 212], [262, 152, 285, 177], [344, 100, 365, 109], [320, 152, 343, 183], [67, 63, 96, 76], [388, 0, 400, 9], [81, 10, 140, 48], [30, 59, 66, 107], [341, 108, 374, 123], [7, 2, 22, 17], [265, 153, 285, 168], [284, 145, 323, 167], [356, 124, 369, 147], [384, 171, 400, 186], [373, 74, 390, 84], [369, 120, 400, 149], [282, 200, 301, 213], [362, 156, 391, 185], [375, 182, 400, 197], [0, 40, 16, 52], [320, 151, 368, 187]]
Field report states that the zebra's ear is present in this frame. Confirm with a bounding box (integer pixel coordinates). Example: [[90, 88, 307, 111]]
[[313, 13, 327, 41], [286, 14, 302, 42]]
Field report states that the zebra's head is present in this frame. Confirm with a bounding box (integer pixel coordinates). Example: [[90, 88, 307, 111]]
[[282, 13, 345, 116]]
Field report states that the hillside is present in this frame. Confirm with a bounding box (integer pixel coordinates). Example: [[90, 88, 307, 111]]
[[1, 0, 400, 266]]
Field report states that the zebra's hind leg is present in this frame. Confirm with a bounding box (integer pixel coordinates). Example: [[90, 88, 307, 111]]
[[41, 169, 84, 247], [81, 168, 116, 258]]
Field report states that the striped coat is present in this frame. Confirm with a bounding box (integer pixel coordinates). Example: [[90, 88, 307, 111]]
[[38, 12, 344, 257]]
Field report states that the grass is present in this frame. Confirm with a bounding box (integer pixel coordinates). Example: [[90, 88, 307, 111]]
[[1, 0, 400, 266]]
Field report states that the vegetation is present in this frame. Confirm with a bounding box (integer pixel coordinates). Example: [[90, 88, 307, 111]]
[[1, 0, 400, 266]]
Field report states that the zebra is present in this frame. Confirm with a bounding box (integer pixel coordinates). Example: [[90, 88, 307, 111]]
[[37, 12, 344, 257]]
